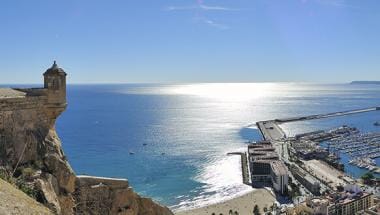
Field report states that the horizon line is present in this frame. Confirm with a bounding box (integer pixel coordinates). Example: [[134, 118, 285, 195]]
[[0, 81, 367, 86]]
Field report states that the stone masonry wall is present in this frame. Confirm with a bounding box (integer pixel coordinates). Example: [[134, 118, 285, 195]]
[[0, 96, 47, 111]]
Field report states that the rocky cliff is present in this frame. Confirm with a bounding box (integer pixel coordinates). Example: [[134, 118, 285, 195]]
[[0, 92, 173, 214], [1, 63, 173, 214], [74, 176, 174, 215], [0, 178, 53, 214], [0, 103, 76, 214], [0, 100, 173, 214]]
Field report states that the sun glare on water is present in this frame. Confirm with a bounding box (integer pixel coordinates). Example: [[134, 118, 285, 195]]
[[168, 83, 278, 101]]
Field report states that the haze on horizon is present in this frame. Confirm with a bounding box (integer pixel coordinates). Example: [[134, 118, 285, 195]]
[[0, 0, 379, 84]]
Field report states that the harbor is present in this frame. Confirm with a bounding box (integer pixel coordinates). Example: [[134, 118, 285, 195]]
[[252, 106, 380, 200], [325, 131, 380, 174]]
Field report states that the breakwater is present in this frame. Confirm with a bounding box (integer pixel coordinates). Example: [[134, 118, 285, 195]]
[[227, 152, 250, 185]]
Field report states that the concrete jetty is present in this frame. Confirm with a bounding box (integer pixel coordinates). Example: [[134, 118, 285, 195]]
[[256, 106, 379, 142], [256, 121, 286, 141], [227, 152, 250, 185], [275, 106, 379, 123]]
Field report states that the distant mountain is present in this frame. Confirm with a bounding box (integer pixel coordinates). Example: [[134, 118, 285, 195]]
[[350, 81, 380, 85]]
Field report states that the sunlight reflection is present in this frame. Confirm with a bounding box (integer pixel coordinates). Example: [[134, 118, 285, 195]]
[[169, 83, 279, 101]]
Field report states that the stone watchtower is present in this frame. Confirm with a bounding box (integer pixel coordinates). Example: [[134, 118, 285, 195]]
[[43, 61, 67, 119]]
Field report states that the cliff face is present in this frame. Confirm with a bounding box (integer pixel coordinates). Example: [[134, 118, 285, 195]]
[[0, 92, 173, 215], [0, 105, 76, 214], [74, 176, 173, 215], [1, 62, 173, 214], [0, 178, 53, 214]]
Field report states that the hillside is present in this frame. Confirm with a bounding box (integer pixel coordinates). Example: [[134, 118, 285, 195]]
[[0, 178, 53, 214]]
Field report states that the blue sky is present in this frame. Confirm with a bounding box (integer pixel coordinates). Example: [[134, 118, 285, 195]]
[[0, 0, 379, 83]]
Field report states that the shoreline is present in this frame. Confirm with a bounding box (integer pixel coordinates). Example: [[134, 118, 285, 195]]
[[174, 188, 276, 215]]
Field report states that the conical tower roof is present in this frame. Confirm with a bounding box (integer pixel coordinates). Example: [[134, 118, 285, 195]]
[[44, 61, 66, 76]]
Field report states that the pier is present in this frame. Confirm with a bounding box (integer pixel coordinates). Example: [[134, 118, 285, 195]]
[[274, 106, 379, 123], [256, 121, 286, 141], [256, 106, 380, 145], [257, 107, 380, 142]]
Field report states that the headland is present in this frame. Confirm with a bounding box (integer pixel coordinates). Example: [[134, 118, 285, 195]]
[[0, 62, 173, 215]]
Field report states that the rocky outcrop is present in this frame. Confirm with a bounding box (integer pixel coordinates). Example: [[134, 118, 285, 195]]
[[0, 103, 174, 214], [0, 107, 76, 214], [0, 63, 174, 215], [74, 176, 173, 215], [0, 178, 53, 214]]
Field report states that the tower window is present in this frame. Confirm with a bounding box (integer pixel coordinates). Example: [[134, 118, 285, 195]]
[[52, 79, 60, 90]]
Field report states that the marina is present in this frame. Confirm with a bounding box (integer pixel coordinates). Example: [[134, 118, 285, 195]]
[[254, 106, 380, 198], [325, 132, 380, 172]]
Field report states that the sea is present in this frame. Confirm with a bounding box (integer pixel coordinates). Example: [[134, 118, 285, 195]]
[[53, 83, 380, 210]]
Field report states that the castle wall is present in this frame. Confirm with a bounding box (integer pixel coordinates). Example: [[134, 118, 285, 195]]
[[17, 88, 47, 97], [0, 96, 47, 111]]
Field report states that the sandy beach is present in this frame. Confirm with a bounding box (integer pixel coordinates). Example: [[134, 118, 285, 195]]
[[175, 189, 276, 215]]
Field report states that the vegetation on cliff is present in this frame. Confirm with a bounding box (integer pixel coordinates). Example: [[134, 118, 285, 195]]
[[0, 178, 52, 214]]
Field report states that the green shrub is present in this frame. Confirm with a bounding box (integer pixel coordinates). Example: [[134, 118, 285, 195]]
[[0, 167, 15, 184], [32, 160, 44, 169], [22, 167, 35, 180], [1, 166, 39, 200], [15, 178, 38, 199], [0, 168, 8, 180]]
